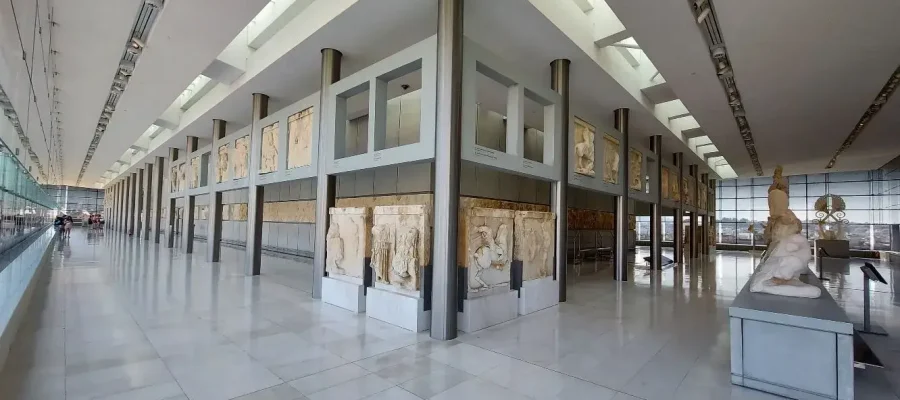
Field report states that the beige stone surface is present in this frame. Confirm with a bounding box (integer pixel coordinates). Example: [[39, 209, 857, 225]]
[[461, 208, 515, 294], [178, 163, 187, 191], [216, 144, 229, 183], [671, 170, 680, 201], [698, 184, 708, 210], [662, 167, 670, 200], [629, 148, 642, 191], [372, 205, 431, 292], [326, 207, 372, 280], [260, 122, 279, 174], [514, 211, 555, 281], [288, 108, 313, 169], [574, 117, 595, 177], [221, 204, 232, 221], [682, 177, 694, 207], [190, 156, 200, 189], [602, 134, 620, 184], [170, 166, 179, 193], [336, 194, 434, 209], [263, 201, 315, 223], [233, 136, 250, 179], [223, 203, 248, 221]]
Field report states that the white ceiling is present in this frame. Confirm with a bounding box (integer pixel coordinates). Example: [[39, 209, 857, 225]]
[[55, 0, 269, 186], [607, 0, 900, 177]]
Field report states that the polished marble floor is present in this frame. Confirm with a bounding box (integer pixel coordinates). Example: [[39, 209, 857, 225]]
[[1, 229, 898, 400]]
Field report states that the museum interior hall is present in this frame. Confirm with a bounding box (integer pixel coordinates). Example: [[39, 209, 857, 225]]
[[0, 0, 898, 399]]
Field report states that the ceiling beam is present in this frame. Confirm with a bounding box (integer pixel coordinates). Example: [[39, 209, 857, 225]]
[[591, 1, 630, 47], [641, 81, 678, 104], [682, 127, 706, 140], [571, 0, 594, 13], [615, 47, 640, 67], [704, 151, 722, 160]]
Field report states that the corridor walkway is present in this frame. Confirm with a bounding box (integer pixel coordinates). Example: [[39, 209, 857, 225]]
[[0, 229, 898, 399]]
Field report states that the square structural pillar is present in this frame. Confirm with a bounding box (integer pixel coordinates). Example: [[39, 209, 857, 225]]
[[245, 93, 269, 276]]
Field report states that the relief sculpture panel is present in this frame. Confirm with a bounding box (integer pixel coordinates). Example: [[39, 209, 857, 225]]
[[699, 184, 708, 210], [216, 144, 229, 183], [629, 148, 642, 191], [462, 208, 515, 297], [233, 136, 250, 179], [662, 167, 670, 200], [190, 156, 200, 189], [372, 205, 431, 292], [260, 122, 278, 174], [682, 177, 693, 206], [170, 165, 179, 193], [573, 117, 595, 177], [178, 163, 187, 191], [671, 171, 681, 201], [288, 108, 313, 169], [602, 134, 620, 184], [326, 207, 371, 280], [514, 211, 555, 281]]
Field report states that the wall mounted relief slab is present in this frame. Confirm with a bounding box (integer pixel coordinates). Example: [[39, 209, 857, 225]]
[[662, 167, 670, 200], [326, 207, 372, 280], [216, 144, 229, 183], [178, 163, 187, 191], [459, 197, 550, 213], [671, 172, 681, 201], [372, 205, 431, 292], [190, 156, 200, 189], [233, 136, 250, 179], [197, 205, 209, 220], [699, 184, 708, 210], [263, 200, 316, 223], [288, 108, 313, 169], [629, 149, 642, 191], [221, 204, 232, 221], [514, 211, 555, 281], [602, 134, 620, 184], [336, 194, 435, 209], [260, 122, 279, 174], [574, 117, 595, 177], [683, 177, 693, 207], [461, 207, 515, 297], [230, 203, 248, 221], [170, 166, 179, 193]]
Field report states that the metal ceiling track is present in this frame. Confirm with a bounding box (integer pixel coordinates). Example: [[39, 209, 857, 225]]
[[75, 0, 166, 185], [825, 66, 900, 169], [689, 0, 763, 176], [0, 86, 47, 180]]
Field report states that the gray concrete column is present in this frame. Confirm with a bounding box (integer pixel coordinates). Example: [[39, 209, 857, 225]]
[[700, 173, 709, 253], [429, 0, 464, 340], [154, 156, 165, 243], [208, 119, 226, 262], [312, 49, 343, 298], [674, 152, 684, 265], [183, 136, 199, 251], [119, 180, 126, 231], [650, 135, 663, 270], [129, 173, 138, 235], [550, 58, 570, 301], [688, 164, 698, 260], [708, 178, 716, 252], [144, 163, 154, 239], [136, 169, 144, 238], [614, 108, 630, 281], [246, 93, 269, 276]]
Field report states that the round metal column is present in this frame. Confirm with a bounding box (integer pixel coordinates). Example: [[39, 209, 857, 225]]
[[649, 135, 663, 270], [673, 152, 684, 265], [550, 59, 570, 301], [614, 108, 630, 281]]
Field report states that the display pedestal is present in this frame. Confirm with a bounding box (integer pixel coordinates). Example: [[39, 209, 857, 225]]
[[814, 239, 850, 258], [458, 290, 518, 333], [322, 276, 366, 313], [366, 286, 430, 332], [518, 276, 558, 315], [729, 273, 853, 400]]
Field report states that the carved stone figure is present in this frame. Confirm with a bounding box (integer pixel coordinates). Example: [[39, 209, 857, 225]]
[[514, 211, 555, 281], [178, 163, 187, 191], [260, 122, 278, 173], [749, 165, 819, 298], [326, 207, 370, 279], [574, 118, 595, 177], [216, 144, 229, 183], [629, 148, 642, 191], [670, 170, 680, 201], [190, 156, 200, 189], [170, 166, 178, 192], [682, 177, 691, 206], [233, 136, 250, 179], [463, 208, 515, 296], [372, 205, 431, 291], [602, 134, 620, 184], [662, 167, 670, 200], [288, 108, 313, 169]]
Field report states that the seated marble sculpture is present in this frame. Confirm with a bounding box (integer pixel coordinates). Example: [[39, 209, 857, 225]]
[[750, 166, 821, 298]]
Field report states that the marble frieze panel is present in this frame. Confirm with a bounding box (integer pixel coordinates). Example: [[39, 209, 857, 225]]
[[216, 144, 229, 183], [260, 122, 279, 174], [233, 136, 250, 179], [178, 163, 187, 191], [371, 205, 431, 292], [326, 207, 372, 280], [263, 200, 316, 223], [629, 148, 642, 192], [190, 156, 200, 189], [514, 211, 555, 282], [602, 134, 620, 184], [288, 108, 313, 169], [170, 165, 179, 193], [460, 207, 515, 297], [662, 167, 670, 200], [574, 117, 595, 177]]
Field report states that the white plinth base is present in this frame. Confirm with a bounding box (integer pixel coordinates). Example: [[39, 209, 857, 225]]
[[322, 276, 365, 313], [458, 290, 518, 333], [518, 277, 559, 315], [366, 287, 430, 332]]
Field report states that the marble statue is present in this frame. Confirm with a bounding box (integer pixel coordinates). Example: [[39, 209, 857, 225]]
[[233, 136, 250, 179], [178, 163, 187, 191], [662, 167, 670, 199], [602, 134, 620, 184], [749, 166, 820, 298], [629, 148, 642, 191], [190, 156, 200, 189], [288, 108, 313, 169], [216, 144, 229, 183], [464, 208, 515, 295], [326, 207, 370, 279], [514, 211, 555, 281], [372, 205, 430, 291], [170, 166, 178, 192], [574, 118, 595, 177], [260, 122, 278, 174]]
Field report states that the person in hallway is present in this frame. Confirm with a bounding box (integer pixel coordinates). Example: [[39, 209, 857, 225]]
[[63, 215, 73, 238], [54, 214, 65, 235]]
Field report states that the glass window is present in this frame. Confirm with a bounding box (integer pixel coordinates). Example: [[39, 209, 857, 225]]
[[807, 183, 826, 197], [718, 198, 736, 210], [753, 198, 768, 210], [828, 171, 869, 182], [735, 178, 753, 187], [827, 182, 870, 196], [735, 210, 753, 223], [736, 186, 752, 198], [789, 197, 808, 211], [789, 183, 806, 197], [842, 196, 871, 210], [717, 222, 737, 244], [843, 210, 872, 224], [789, 175, 806, 183], [844, 223, 871, 249], [719, 179, 736, 187], [736, 198, 753, 210], [753, 177, 773, 186], [718, 210, 736, 221], [873, 225, 891, 250], [719, 186, 736, 198], [807, 174, 826, 183], [752, 185, 769, 197]]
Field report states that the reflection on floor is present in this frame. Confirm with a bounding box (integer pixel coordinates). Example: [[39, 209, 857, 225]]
[[1, 230, 897, 399]]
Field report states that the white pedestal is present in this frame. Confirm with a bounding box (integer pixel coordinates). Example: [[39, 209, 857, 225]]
[[366, 287, 431, 332], [458, 290, 518, 333], [518, 276, 559, 315], [322, 276, 365, 313]]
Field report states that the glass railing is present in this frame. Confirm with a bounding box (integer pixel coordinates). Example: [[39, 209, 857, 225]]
[[0, 152, 57, 255]]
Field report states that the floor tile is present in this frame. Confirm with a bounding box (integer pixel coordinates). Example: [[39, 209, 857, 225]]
[[305, 374, 395, 400], [288, 364, 371, 395], [362, 387, 423, 400], [233, 383, 309, 400], [93, 381, 184, 400], [428, 378, 532, 400], [398, 365, 475, 398]]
